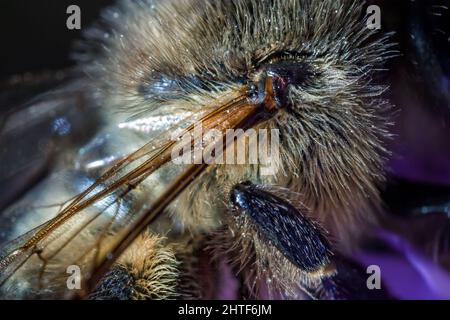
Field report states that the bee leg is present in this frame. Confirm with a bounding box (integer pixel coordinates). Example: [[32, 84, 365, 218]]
[[229, 182, 390, 300], [89, 232, 180, 300], [230, 181, 333, 274]]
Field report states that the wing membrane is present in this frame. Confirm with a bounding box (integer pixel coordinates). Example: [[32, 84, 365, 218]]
[[0, 86, 260, 299], [0, 78, 100, 212]]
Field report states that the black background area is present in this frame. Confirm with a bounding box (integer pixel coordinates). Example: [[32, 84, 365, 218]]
[[0, 0, 113, 77]]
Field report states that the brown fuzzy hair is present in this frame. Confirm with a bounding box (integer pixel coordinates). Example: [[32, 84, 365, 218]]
[[75, 0, 395, 298], [89, 232, 179, 300], [79, 0, 394, 244]]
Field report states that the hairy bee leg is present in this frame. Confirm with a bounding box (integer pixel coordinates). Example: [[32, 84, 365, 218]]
[[227, 182, 390, 300], [230, 182, 333, 274], [89, 232, 180, 300]]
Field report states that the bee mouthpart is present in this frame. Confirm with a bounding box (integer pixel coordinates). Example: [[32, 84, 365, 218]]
[[249, 76, 284, 115], [249, 59, 313, 113]]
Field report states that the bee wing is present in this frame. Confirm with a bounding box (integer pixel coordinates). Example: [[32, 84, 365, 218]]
[[0, 113, 195, 298], [0, 73, 188, 297], [0, 75, 101, 212], [0, 83, 256, 299]]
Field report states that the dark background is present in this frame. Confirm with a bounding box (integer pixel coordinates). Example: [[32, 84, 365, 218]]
[[0, 0, 113, 78]]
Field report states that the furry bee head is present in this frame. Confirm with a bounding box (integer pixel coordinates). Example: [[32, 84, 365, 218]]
[[0, 0, 399, 301], [79, 0, 394, 245]]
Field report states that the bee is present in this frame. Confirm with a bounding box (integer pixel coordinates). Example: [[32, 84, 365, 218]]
[[0, 0, 398, 299]]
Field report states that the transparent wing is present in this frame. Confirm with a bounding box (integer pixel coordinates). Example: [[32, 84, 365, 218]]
[[0, 75, 101, 213], [0, 81, 257, 299]]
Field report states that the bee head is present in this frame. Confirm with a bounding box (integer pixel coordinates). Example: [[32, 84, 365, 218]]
[[81, 0, 394, 241]]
